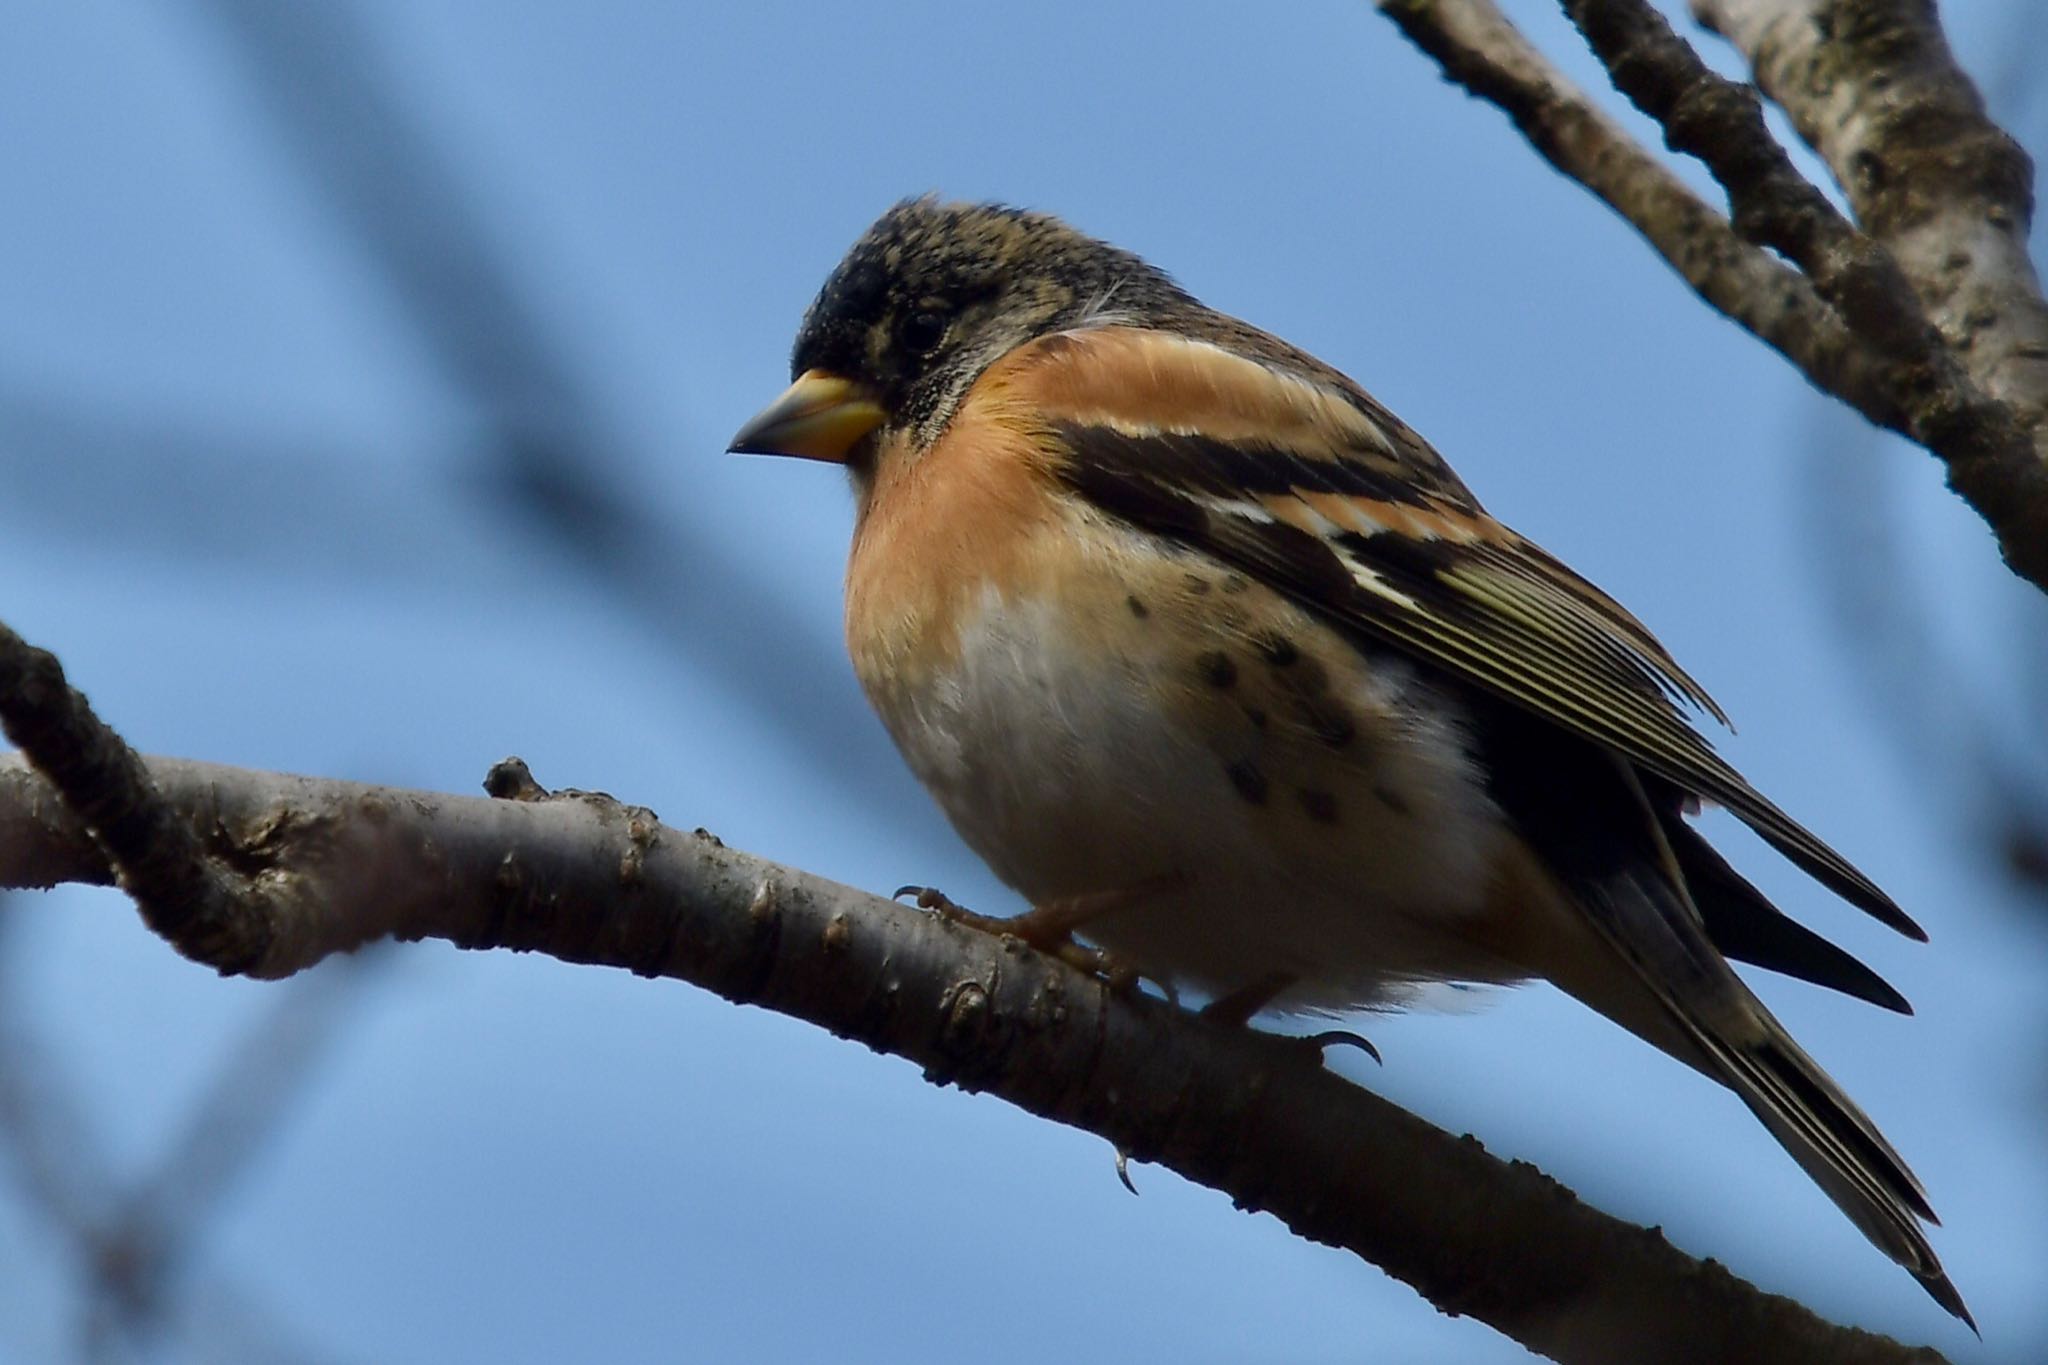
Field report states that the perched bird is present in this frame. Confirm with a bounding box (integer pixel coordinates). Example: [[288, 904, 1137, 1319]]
[[729, 197, 1966, 1324]]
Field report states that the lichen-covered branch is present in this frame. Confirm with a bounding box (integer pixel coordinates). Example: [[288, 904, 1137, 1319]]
[[1692, 0, 2048, 421], [1378, 0, 1907, 432], [1563, 0, 2048, 589], [1374, 0, 2048, 593], [0, 614, 1948, 1364]]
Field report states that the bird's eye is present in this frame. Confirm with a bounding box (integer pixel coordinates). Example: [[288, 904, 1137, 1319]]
[[896, 309, 948, 356]]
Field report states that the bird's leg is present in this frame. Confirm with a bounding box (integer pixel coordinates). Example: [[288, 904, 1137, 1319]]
[[897, 874, 1185, 993], [1199, 972, 1298, 1028]]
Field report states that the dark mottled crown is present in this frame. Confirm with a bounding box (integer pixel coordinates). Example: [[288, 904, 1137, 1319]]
[[790, 198, 1198, 433]]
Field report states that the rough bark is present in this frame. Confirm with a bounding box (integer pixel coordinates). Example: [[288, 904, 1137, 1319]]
[[1378, 0, 2048, 591], [1693, 0, 2048, 416], [0, 752, 1950, 1365], [1379, 0, 1907, 432]]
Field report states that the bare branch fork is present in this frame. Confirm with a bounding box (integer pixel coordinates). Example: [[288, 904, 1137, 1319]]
[[1379, 0, 2048, 592], [0, 621, 1951, 1364]]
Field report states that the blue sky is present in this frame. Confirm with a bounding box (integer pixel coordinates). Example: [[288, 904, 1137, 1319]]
[[3, 1, 2044, 1360]]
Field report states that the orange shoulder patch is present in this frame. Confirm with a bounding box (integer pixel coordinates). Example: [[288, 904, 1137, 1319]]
[[989, 326, 1397, 463]]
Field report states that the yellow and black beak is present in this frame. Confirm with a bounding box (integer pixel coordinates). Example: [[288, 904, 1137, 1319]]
[[727, 369, 886, 463]]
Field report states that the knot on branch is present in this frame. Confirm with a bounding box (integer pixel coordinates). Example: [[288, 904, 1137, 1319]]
[[0, 621, 275, 976]]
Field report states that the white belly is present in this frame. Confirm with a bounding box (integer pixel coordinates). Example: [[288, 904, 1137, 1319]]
[[861, 568, 1522, 1012]]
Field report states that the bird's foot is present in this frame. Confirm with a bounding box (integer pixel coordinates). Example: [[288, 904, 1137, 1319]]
[[896, 880, 1179, 998]]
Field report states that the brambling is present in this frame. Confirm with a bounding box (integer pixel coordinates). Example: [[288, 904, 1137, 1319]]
[[729, 198, 1966, 1324]]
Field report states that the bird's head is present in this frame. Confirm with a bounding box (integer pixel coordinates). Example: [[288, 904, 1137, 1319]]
[[728, 197, 1191, 475]]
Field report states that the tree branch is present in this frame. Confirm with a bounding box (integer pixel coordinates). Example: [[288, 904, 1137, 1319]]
[[0, 623, 1949, 1364], [1562, 0, 2048, 589], [1692, 0, 2048, 421], [0, 624, 271, 972], [1378, 0, 1908, 432], [1375, 0, 2048, 592]]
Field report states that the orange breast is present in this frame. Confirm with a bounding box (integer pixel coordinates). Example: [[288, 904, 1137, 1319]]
[[843, 378, 1064, 697]]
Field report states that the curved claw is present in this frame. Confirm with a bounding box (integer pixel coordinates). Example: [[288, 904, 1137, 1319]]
[[1113, 1147, 1140, 1195], [1301, 1029, 1382, 1065]]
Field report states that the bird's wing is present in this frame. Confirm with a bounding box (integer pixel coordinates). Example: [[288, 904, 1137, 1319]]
[[1000, 324, 1919, 938]]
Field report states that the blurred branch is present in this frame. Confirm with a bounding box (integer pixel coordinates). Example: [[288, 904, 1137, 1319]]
[[0, 388, 906, 819], [1377, 0, 2048, 591], [184, 0, 587, 425], [0, 908, 119, 1246], [0, 904, 376, 1364], [1800, 414, 2048, 911], [0, 386, 476, 585], [95, 954, 381, 1328], [0, 622, 1950, 1364], [177, 0, 878, 791]]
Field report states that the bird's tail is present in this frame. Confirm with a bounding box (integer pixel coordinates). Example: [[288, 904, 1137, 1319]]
[[1474, 701, 1969, 1325], [1553, 850, 1973, 1329]]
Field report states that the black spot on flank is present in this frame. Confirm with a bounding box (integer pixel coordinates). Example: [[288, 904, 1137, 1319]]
[[1184, 574, 1213, 596], [1373, 784, 1413, 816], [1294, 699, 1356, 749], [1244, 706, 1269, 730], [1226, 760, 1269, 805], [1196, 651, 1238, 688], [1126, 595, 1150, 619], [1296, 789, 1339, 824], [1221, 574, 1250, 595], [1256, 634, 1300, 667], [1284, 653, 1331, 696]]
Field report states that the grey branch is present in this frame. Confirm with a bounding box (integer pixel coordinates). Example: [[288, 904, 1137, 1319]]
[[1377, 0, 2048, 592], [1692, 0, 2048, 416], [1378, 0, 1907, 432], [0, 622, 1947, 1364]]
